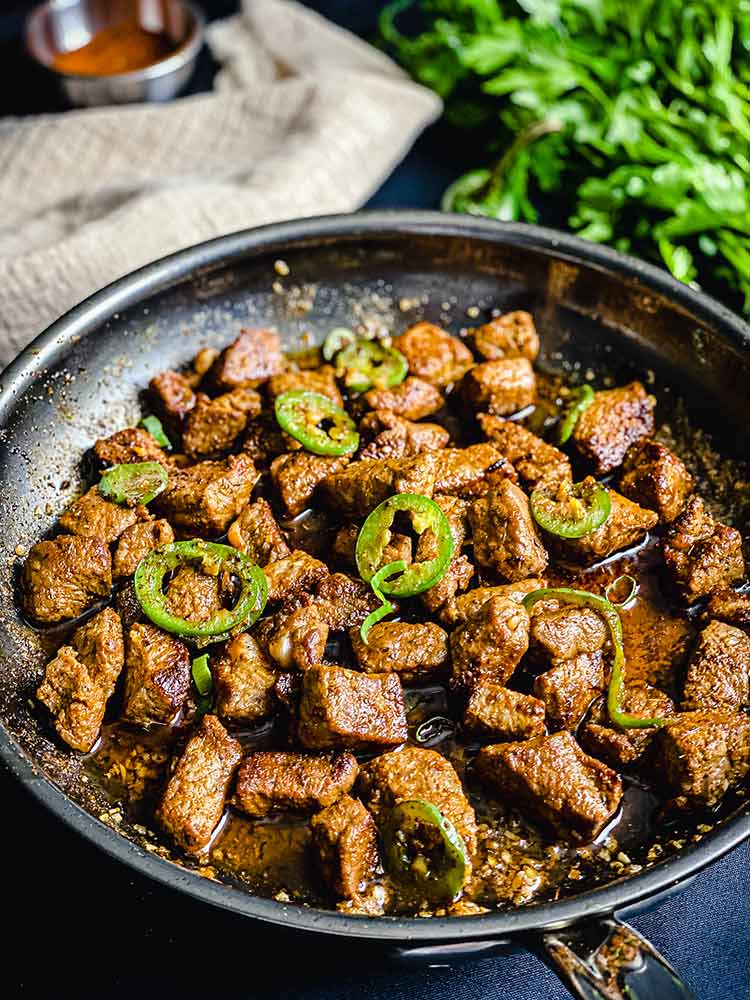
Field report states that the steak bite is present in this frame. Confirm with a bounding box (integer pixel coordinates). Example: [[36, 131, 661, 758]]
[[113, 518, 174, 578], [268, 365, 343, 406], [350, 621, 450, 679], [36, 608, 124, 752], [469, 481, 548, 581], [478, 414, 571, 490], [681, 620, 750, 712], [149, 370, 196, 437], [461, 358, 536, 416], [214, 633, 277, 722], [298, 664, 408, 750], [363, 377, 444, 420], [182, 387, 263, 460], [358, 409, 449, 462], [22, 535, 112, 623], [122, 623, 191, 725], [552, 489, 658, 566], [267, 603, 329, 671], [155, 454, 258, 536], [441, 579, 546, 627], [264, 550, 329, 603], [476, 732, 623, 841], [94, 426, 169, 467], [234, 750, 358, 816], [319, 453, 438, 519], [208, 327, 285, 390], [663, 496, 745, 602], [421, 554, 474, 615], [164, 564, 227, 624], [533, 651, 607, 731], [416, 493, 473, 613], [450, 595, 530, 691], [311, 794, 379, 900], [706, 588, 750, 629], [157, 714, 242, 853], [392, 322, 474, 388], [580, 684, 676, 768], [271, 451, 350, 517], [472, 311, 540, 362], [464, 682, 546, 742], [333, 523, 412, 571], [227, 497, 290, 566], [59, 486, 141, 543], [571, 381, 654, 475], [432, 444, 516, 499], [619, 439, 694, 523], [530, 602, 608, 662], [313, 573, 382, 630]]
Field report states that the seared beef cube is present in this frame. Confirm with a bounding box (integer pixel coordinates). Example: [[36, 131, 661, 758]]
[[298, 665, 408, 750], [472, 311, 540, 362], [553, 489, 657, 566], [36, 608, 124, 751], [358, 410, 449, 462], [234, 750, 358, 816], [580, 685, 676, 768], [264, 550, 329, 603], [240, 412, 293, 468], [350, 621, 449, 679], [149, 370, 196, 437], [122, 623, 191, 725], [663, 496, 745, 602], [392, 322, 474, 388], [214, 633, 276, 722], [116, 578, 146, 629], [268, 365, 343, 406], [441, 579, 546, 626], [432, 444, 516, 499], [209, 328, 285, 390], [706, 588, 750, 629], [572, 381, 654, 475], [268, 603, 329, 671], [227, 497, 290, 566], [313, 573, 381, 629], [319, 453, 437, 519], [469, 481, 548, 581], [22, 535, 112, 623], [94, 427, 169, 467], [682, 620, 750, 712], [620, 440, 693, 523], [462, 358, 536, 416], [464, 682, 546, 742], [478, 415, 571, 490], [530, 602, 608, 661], [155, 454, 258, 535], [271, 451, 350, 517], [415, 493, 472, 612], [533, 652, 607, 731], [311, 795, 379, 900], [164, 564, 227, 624], [113, 518, 174, 578], [182, 387, 262, 460], [421, 554, 474, 614], [157, 715, 242, 853], [359, 746, 477, 858], [59, 486, 141, 543], [451, 596, 530, 690], [418, 493, 468, 552], [476, 732, 622, 841], [656, 710, 750, 808], [363, 377, 444, 420], [191, 347, 220, 381]]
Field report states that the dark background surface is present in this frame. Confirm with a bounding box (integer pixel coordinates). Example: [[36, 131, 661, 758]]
[[0, 2, 748, 998]]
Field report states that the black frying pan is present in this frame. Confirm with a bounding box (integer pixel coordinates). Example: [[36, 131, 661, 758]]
[[2, 212, 749, 1000]]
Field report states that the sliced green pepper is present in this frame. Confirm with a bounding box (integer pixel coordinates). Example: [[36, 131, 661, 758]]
[[274, 389, 359, 456], [99, 461, 168, 507], [139, 414, 172, 450], [335, 339, 408, 393], [381, 799, 468, 901], [322, 327, 356, 362], [557, 384, 595, 444], [191, 652, 214, 718], [522, 587, 673, 730], [530, 477, 611, 538], [134, 540, 267, 645], [359, 559, 405, 644]]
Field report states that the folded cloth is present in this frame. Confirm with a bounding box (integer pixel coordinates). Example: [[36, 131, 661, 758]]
[[0, 0, 441, 368]]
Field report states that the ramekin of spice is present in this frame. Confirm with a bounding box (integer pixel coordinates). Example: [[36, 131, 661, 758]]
[[25, 0, 204, 107]]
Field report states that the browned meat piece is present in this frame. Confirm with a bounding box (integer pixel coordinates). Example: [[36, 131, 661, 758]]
[[461, 358, 536, 416], [421, 554, 474, 614], [580, 684, 676, 768], [157, 714, 242, 853], [234, 750, 358, 816], [240, 412, 293, 468], [208, 328, 285, 390], [298, 664, 408, 750], [364, 377, 444, 420], [450, 596, 530, 691], [271, 451, 350, 517], [332, 523, 413, 570], [472, 311, 540, 362], [94, 427, 169, 467], [214, 633, 277, 722], [553, 489, 658, 566], [706, 588, 750, 629], [464, 682, 546, 742], [163, 564, 229, 624], [530, 602, 608, 661], [663, 496, 745, 603], [478, 415, 571, 490], [476, 732, 622, 841], [619, 440, 694, 523], [268, 365, 343, 406], [22, 535, 112, 623], [655, 710, 750, 808], [227, 498, 290, 566], [122, 623, 191, 725], [350, 621, 449, 679], [359, 746, 478, 858], [432, 444, 517, 499], [442, 579, 546, 627], [113, 518, 174, 578], [149, 370, 196, 437], [155, 454, 258, 535], [191, 346, 219, 381], [392, 322, 474, 388], [358, 410, 449, 462], [116, 578, 146, 629], [682, 620, 750, 712], [36, 608, 124, 751], [469, 481, 548, 581], [310, 795, 379, 900], [267, 603, 329, 671], [319, 453, 437, 519], [533, 652, 607, 731], [571, 382, 654, 475], [414, 493, 472, 612], [59, 486, 141, 543], [313, 573, 381, 630], [182, 387, 262, 460], [264, 550, 329, 603]]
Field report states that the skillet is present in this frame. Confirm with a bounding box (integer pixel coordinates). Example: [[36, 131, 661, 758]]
[[1, 211, 749, 1000]]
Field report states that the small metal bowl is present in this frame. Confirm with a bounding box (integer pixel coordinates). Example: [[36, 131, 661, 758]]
[[25, 0, 204, 107]]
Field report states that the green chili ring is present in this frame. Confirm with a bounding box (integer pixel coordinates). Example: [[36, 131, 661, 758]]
[[335, 339, 408, 393], [134, 540, 268, 643], [381, 798, 469, 901], [99, 461, 168, 507], [557, 384, 595, 444], [274, 389, 359, 456], [359, 559, 404, 645], [530, 479, 611, 538]]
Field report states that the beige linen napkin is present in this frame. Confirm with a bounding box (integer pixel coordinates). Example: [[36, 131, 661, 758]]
[[0, 0, 441, 367]]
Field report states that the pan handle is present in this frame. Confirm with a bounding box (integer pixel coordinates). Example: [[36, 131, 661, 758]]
[[526, 915, 697, 1000]]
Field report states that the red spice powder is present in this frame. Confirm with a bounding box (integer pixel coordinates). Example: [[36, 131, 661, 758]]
[[52, 20, 176, 76]]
